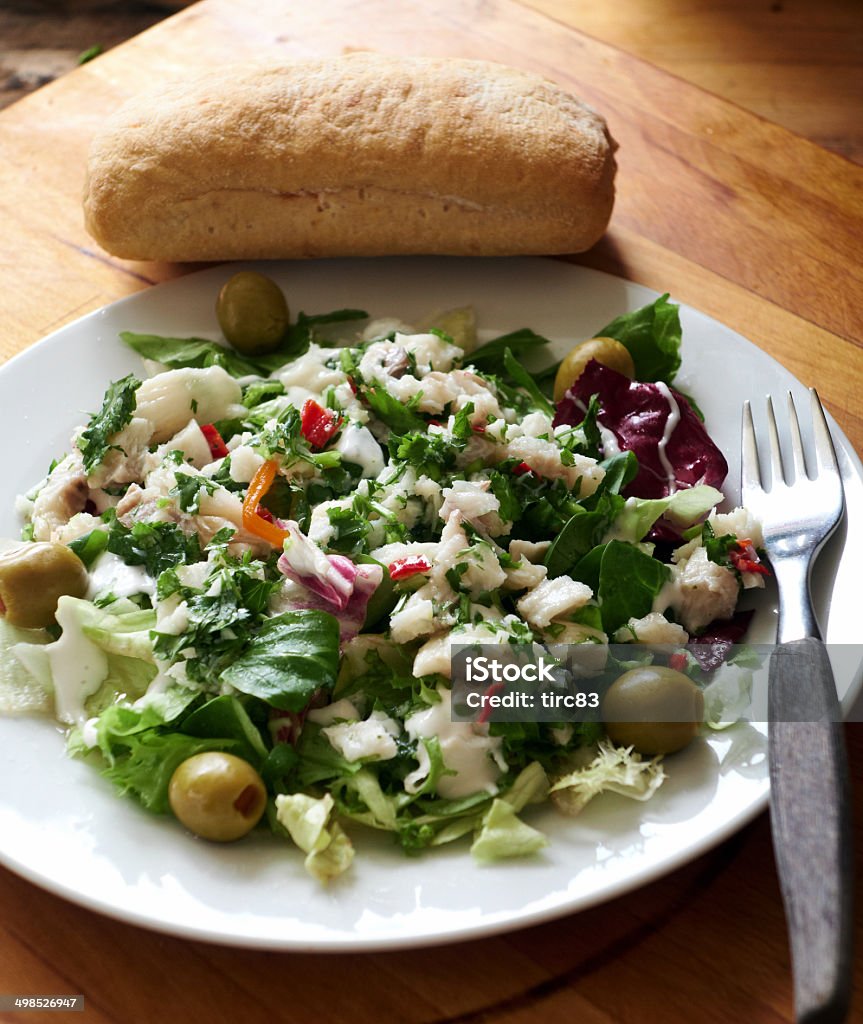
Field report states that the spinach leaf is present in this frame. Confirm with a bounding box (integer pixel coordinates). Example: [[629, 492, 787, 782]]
[[572, 540, 670, 634], [78, 374, 141, 473], [123, 309, 367, 380], [220, 609, 340, 711], [597, 294, 682, 384], [502, 349, 554, 416], [120, 332, 262, 378], [544, 490, 625, 579], [590, 451, 639, 502], [469, 328, 551, 373], [250, 309, 368, 374]]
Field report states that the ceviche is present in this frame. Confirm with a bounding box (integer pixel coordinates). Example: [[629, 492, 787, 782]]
[[0, 272, 768, 881]]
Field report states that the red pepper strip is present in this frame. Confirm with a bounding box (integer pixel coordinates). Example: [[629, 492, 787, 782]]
[[477, 683, 505, 726], [242, 459, 290, 547], [730, 540, 770, 576], [513, 461, 536, 477], [200, 423, 229, 460], [669, 652, 689, 673], [732, 555, 771, 576], [300, 399, 342, 449], [388, 555, 432, 580]]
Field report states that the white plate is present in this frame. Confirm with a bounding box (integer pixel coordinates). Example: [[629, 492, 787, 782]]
[[0, 257, 861, 951]]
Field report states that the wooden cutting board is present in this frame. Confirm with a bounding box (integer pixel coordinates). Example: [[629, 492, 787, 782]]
[[0, 1, 861, 1023]]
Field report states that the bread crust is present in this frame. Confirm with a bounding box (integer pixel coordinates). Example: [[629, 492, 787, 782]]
[[83, 54, 617, 261]]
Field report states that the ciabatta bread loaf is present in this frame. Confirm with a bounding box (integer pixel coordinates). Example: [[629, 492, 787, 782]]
[[83, 54, 617, 261]]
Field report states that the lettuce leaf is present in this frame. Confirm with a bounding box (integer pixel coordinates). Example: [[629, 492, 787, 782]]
[[470, 799, 548, 861], [101, 730, 243, 813], [0, 619, 52, 715], [275, 792, 355, 881], [550, 741, 666, 815], [605, 485, 724, 546]]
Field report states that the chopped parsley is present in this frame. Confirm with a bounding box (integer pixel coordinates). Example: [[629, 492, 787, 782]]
[[77, 374, 140, 473]]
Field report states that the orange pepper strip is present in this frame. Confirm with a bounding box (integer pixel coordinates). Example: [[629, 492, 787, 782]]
[[242, 459, 290, 547]]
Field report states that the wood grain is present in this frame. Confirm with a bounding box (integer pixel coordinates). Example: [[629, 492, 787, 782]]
[[523, 0, 863, 164], [0, 1, 861, 1023], [3, 1, 861, 164], [1, 0, 861, 437]]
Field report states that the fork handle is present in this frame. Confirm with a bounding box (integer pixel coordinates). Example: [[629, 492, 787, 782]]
[[768, 637, 854, 1023]]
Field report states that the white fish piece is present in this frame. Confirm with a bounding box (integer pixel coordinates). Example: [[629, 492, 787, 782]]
[[517, 576, 593, 629], [135, 366, 244, 442], [614, 611, 689, 646], [668, 546, 739, 633], [403, 687, 506, 800], [277, 344, 345, 395], [321, 711, 401, 763], [30, 453, 89, 542]]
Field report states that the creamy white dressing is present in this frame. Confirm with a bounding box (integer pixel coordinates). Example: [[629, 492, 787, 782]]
[[403, 688, 505, 799], [655, 381, 681, 494], [598, 424, 620, 457], [47, 599, 109, 725], [80, 716, 101, 748], [87, 551, 156, 601], [335, 424, 385, 478]]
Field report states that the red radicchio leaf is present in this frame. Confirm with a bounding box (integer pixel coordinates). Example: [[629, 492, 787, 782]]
[[553, 361, 728, 500], [688, 610, 755, 672]]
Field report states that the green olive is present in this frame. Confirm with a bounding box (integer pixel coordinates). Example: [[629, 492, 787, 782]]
[[553, 337, 636, 402], [0, 542, 88, 629], [216, 271, 289, 355], [602, 666, 704, 756], [169, 752, 267, 842]]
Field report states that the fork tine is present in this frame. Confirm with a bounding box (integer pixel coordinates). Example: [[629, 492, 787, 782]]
[[810, 388, 840, 476], [741, 400, 761, 493], [786, 392, 808, 481], [765, 395, 785, 486]]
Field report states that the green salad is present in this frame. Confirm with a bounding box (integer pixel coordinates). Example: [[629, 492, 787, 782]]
[[0, 272, 768, 881]]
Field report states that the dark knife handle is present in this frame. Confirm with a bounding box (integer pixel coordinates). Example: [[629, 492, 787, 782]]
[[768, 637, 854, 1023]]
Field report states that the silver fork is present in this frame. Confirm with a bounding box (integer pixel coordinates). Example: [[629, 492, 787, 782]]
[[742, 390, 853, 1023]]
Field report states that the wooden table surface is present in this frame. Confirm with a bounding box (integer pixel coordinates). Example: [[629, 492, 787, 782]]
[[0, 1, 861, 1021]]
